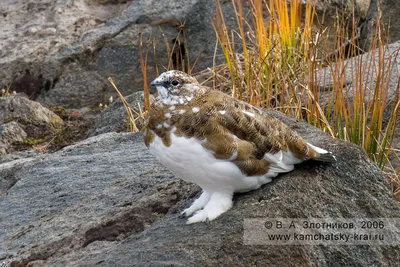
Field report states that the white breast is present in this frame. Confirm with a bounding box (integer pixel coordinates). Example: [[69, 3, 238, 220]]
[[148, 131, 273, 193]]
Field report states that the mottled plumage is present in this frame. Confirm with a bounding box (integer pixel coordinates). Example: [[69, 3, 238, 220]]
[[143, 70, 336, 224]]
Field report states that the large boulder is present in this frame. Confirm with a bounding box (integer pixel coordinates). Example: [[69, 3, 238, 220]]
[[0, 0, 239, 108], [0, 95, 63, 149], [1, 111, 399, 266], [314, 41, 399, 101], [360, 0, 400, 50], [1, 0, 372, 109], [0, 96, 62, 127], [313, 40, 400, 169]]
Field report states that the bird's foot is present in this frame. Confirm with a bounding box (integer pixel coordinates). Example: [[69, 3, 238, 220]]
[[180, 191, 211, 217], [186, 192, 233, 224]]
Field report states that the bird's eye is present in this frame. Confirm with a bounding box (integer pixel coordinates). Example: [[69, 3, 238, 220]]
[[171, 80, 179, 86]]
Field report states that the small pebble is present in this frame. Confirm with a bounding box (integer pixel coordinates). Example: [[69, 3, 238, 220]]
[[38, 28, 57, 37], [26, 26, 39, 35]]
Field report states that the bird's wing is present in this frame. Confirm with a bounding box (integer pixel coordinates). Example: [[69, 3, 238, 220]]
[[184, 90, 332, 176], [167, 89, 334, 176]]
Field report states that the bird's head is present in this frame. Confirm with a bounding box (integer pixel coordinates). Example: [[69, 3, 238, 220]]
[[150, 70, 201, 105]]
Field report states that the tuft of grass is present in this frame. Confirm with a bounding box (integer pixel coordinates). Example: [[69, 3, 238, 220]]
[[108, 78, 145, 133], [139, 32, 151, 111], [1, 84, 15, 97], [212, 0, 399, 194]]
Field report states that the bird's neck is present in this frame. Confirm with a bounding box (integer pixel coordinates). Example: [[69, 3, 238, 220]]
[[156, 93, 194, 106]]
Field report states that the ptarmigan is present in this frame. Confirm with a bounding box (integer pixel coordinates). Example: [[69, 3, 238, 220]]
[[143, 70, 336, 224]]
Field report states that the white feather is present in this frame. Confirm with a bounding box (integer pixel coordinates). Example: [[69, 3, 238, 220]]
[[155, 86, 168, 99], [281, 150, 304, 165], [243, 110, 255, 117], [263, 151, 296, 172], [148, 133, 274, 193], [307, 143, 328, 154], [227, 150, 238, 161]]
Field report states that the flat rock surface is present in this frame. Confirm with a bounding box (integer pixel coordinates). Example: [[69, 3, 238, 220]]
[[315, 41, 400, 101], [1, 111, 399, 266]]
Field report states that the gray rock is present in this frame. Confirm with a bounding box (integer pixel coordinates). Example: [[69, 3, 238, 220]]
[[0, 0, 134, 104], [314, 41, 400, 101], [312, 41, 400, 170], [389, 116, 400, 170], [355, 0, 372, 18], [1, 111, 399, 266], [0, 149, 43, 165], [75, 0, 241, 102], [36, 64, 110, 109], [1, 0, 368, 109], [37, 27, 57, 37], [0, 96, 63, 156], [89, 91, 150, 136], [360, 0, 400, 50], [0, 95, 62, 126], [0, 122, 27, 155]]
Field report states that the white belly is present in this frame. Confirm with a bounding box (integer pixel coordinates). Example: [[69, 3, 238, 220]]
[[148, 132, 272, 193]]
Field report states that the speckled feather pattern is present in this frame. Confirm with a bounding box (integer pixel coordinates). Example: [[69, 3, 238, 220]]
[[144, 89, 324, 176], [143, 70, 336, 223]]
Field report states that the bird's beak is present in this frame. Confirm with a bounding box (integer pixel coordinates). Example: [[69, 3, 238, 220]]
[[149, 79, 160, 94], [150, 77, 162, 87]]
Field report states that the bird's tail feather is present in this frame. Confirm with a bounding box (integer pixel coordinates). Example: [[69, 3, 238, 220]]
[[314, 152, 337, 163], [307, 143, 337, 163]]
